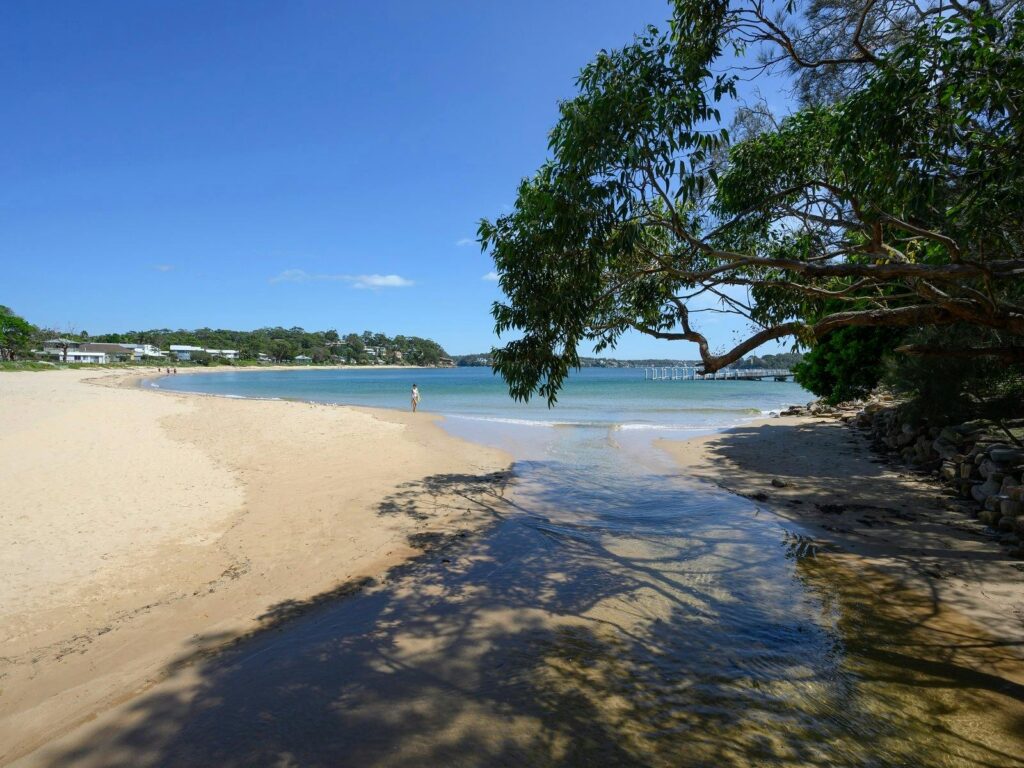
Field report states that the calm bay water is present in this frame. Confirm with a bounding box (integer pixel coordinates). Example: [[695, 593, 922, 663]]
[[131, 367, 1023, 767], [154, 366, 808, 431]]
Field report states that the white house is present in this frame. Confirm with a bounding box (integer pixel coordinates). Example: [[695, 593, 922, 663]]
[[40, 339, 166, 363], [39, 339, 108, 363], [169, 345, 239, 361], [294, 354, 312, 364], [42, 338, 81, 353], [169, 344, 205, 361], [67, 351, 108, 364], [206, 348, 240, 360], [38, 347, 108, 364], [120, 343, 166, 360]]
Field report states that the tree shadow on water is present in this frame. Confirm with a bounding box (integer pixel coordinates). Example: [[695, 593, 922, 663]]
[[38, 468, 1024, 768]]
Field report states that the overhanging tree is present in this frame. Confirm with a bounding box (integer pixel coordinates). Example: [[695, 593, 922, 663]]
[[480, 0, 1024, 403]]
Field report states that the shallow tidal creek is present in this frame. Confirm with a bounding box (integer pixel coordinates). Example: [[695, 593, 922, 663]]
[[55, 415, 1024, 767]]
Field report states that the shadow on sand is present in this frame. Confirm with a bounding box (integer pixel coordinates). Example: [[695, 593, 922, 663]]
[[36, 464, 1024, 768]]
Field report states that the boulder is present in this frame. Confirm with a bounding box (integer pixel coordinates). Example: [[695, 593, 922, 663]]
[[897, 431, 917, 448], [972, 477, 1001, 503], [990, 448, 1024, 465], [939, 426, 963, 445], [985, 493, 1005, 512], [1000, 499, 1024, 519]]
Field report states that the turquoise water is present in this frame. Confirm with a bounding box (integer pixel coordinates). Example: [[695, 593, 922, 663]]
[[154, 366, 809, 433]]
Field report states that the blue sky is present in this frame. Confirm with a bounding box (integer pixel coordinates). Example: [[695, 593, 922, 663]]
[[3, 0, 792, 358]]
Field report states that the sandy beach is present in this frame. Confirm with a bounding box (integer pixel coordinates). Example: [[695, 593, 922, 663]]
[[4, 373, 1024, 765], [0, 369, 509, 765]]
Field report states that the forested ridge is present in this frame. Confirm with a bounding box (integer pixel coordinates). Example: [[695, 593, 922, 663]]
[[0, 309, 450, 366]]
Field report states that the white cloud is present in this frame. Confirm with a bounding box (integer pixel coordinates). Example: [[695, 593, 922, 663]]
[[269, 269, 413, 289], [351, 274, 414, 289], [455, 237, 476, 247], [153, 264, 174, 272], [482, 271, 499, 281]]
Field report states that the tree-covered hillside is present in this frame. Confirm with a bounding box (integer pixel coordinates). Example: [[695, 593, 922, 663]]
[[88, 327, 449, 365], [0, 307, 451, 366]]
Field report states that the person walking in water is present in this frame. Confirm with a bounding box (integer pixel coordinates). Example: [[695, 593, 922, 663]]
[[411, 383, 420, 413]]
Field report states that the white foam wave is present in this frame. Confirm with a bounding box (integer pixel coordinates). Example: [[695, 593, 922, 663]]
[[613, 423, 712, 432], [446, 415, 573, 428], [447, 414, 721, 432]]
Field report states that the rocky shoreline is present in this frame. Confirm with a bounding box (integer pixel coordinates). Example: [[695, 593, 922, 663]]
[[779, 399, 1024, 559]]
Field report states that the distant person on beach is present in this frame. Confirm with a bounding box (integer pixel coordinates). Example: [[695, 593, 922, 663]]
[[411, 384, 420, 413]]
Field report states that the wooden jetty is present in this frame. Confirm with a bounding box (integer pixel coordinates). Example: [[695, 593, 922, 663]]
[[644, 366, 793, 382]]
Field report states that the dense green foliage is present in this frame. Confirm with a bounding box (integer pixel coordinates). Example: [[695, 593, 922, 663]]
[[883, 326, 1024, 422], [734, 353, 803, 371], [88, 328, 449, 365], [481, 0, 1024, 405], [0, 309, 451, 366], [793, 327, 900, 404], [0, 306, 36, 361]]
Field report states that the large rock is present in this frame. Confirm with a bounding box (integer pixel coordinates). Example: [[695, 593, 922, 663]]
[[985, 493, 1006, 513], [1001, 499, 1024, 519], [972, 477, 1002, 503], [991, 448, 1024, 465], [978, 460, 1009, 482], [939, 426, 964, 445]]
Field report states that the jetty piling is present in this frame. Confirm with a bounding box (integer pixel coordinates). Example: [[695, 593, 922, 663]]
[[644, 367, 793, 382]]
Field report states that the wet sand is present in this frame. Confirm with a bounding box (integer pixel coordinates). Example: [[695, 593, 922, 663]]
[[657, 415, 1024, 642], [0, 369, 509, 765]]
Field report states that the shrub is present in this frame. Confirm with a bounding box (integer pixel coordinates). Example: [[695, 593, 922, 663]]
[[793, 327, 900, 404]]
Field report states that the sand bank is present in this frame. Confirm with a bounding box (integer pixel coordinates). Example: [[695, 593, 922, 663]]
[[659, 415, 1024, 643], [0, 369, 509, 765]]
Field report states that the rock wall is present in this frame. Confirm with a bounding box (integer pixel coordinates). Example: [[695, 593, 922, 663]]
[[845, 401, 1024, 557]]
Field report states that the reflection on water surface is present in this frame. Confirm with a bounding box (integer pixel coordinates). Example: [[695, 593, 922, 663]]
[[48, 442, 1024, 767]]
